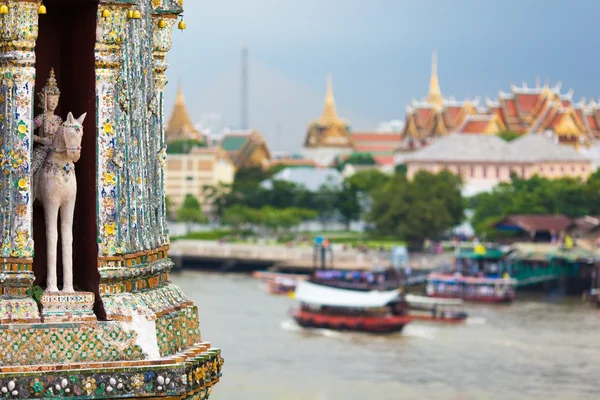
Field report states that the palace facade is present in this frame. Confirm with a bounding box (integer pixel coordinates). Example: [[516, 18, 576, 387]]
[[401, 52, 597, 152], [404, 134, 592, 196]]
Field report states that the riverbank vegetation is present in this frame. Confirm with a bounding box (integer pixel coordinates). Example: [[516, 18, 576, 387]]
[[171, 166, 600, 249]]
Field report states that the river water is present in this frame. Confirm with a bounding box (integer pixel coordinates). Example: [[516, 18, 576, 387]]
[[171, 271, 600, 400]]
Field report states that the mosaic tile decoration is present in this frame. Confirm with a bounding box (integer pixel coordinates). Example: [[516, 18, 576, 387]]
[[0, 321, 145, 366], [0, 296, 40, 323], [0, 344, 222, 400], [102, 282, 192, 320], [155, 305, 201, 357]]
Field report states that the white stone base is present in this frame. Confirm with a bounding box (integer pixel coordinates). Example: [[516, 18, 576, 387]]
[[41, 291, 96, 322]]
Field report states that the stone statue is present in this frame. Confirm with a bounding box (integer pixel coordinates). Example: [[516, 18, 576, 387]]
[[37, 111, 86, 292], [32, 68, 63, 203]]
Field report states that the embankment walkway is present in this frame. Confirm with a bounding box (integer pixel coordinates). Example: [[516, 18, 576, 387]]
[[169, 240, 454, 273]]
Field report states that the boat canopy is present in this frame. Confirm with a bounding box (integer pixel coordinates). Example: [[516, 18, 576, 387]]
[[405, 294, 463, 306], [294, 281, 400, 308]]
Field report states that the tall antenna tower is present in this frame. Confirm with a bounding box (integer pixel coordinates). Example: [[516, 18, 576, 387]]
[[241, 44, 248, 130]]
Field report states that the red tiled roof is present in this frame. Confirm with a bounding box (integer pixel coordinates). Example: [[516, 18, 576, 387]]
[[446, 106, 462, 124], [561, 100, 572, 108], [587, 115, 599, 131], [417, 108, 433, 124], [351, 133, 402, 142], [516, 93, 541, 114], [354, 145, 397, 152], [504, 99, 518, 117], [374, 155, 395, 166], [495, 214, 573, 233], [458, 118, 492, 134]]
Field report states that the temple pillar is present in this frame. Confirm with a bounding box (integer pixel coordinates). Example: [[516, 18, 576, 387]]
[[0, 1, 39, 321], [151, 12, 177, 247]]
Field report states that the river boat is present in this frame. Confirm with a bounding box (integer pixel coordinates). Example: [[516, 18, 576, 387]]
[[291, 281, 412, 334], [265, 276, 298, 295], [252, 270, 308, 282], [310, 268, 403, 291], [427, 273, 516, 303], [405, 294, 468, 323], [426, 245, 517, 303]]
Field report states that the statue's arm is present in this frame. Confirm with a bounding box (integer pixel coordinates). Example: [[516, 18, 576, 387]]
[[34, 114, 43, 130], [34, 136, 52, 146]]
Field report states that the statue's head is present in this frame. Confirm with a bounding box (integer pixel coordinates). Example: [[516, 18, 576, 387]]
[[62, 112, 86, 162], [37, 67, 61, 112]]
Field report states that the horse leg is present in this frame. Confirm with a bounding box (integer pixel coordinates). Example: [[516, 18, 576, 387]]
[[61, 199, 76, 293], [44, 202, 60, 292]]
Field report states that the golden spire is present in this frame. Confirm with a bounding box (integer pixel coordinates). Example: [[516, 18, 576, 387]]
[[320, 74, 341, 125], [427, 50, 444, 106], [166, 83, 202, 142]]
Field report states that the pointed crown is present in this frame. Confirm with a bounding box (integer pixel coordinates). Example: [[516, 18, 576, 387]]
[[319, 74, 342, 125], [37, 67, 61, 109], [427, 50, 443, 106]]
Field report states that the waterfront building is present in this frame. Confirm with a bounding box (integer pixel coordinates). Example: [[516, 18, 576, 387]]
[[220, 129, 272, 169], [166, 147, 236, 211], [400, 52, 596, 152], [0, 1, 222, 398], [493, 215, 573, 242], [403, 134, 592, 196], [165, 85, 205, 143]]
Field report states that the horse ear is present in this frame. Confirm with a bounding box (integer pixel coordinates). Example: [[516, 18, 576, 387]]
[[66, 112, 75, 124], [77, 113, 87, 125]]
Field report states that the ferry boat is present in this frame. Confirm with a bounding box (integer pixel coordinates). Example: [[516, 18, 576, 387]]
[[291, 281, 412, 334], [426, 245, 517, 303], [405, 294, 468, 323], [427, 274, 516, 303], [310, 268, 402, 291]]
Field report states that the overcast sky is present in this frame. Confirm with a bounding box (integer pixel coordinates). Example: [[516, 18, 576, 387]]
[[164, 0, 600, 151]]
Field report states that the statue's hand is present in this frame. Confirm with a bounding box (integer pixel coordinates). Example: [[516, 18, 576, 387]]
[[33, 135, 41, 142]]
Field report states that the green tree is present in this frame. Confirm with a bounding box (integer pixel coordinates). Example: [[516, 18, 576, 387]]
[[395, 164, 407, 176], [335, 152, 376, 171], [176, 194, 206, 224], [497, 131, 521, 142], [470, 174, 593, 239], [346, 169, 391, 194], [368, 171, 463, 249], [337, 181, 361, 229]]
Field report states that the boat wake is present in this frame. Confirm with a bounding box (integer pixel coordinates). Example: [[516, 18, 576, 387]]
[[280, 320, 302, 332], [280, 320, 344, 338], [466, 317, 487, 325], [403, 325, 437, 340]]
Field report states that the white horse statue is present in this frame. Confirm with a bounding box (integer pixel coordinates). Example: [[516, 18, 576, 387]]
[[37, 112, 86, 293]]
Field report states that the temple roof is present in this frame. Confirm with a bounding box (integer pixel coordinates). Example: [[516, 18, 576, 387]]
[[165, 85, 202, 142], [317, 75, 346, 126], [427, 51, 444, 106]]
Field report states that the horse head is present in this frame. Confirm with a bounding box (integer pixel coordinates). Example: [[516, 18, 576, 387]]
[[61, 112, 86, 162]]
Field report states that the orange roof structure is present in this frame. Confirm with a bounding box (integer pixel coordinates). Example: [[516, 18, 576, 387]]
[[401, 57, 596, 151]]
